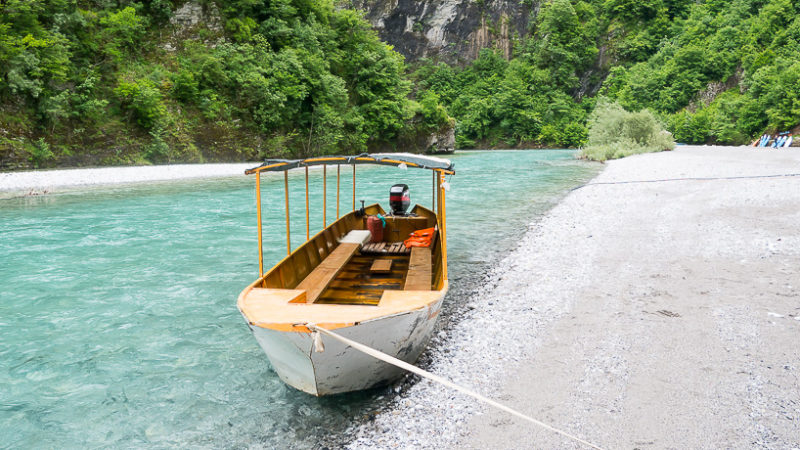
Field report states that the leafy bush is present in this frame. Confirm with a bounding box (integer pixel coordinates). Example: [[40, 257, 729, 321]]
[[538, 121, 588, 148], [0, 29, 71, 99], [668, 90, 751, 145], [99, 7, 147, 62], [145, 129, 169, 162], [114, 79, 167, 130], [524, 0, 598, 90], [416, 90, 450, 131], [28, 137, 53, 167], [767, 61, 800, 129], [170, 70, 200, 103], [582, 100, 675, 161]]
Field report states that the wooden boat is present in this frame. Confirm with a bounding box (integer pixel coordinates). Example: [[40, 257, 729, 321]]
[[237, 153, 454, 396]]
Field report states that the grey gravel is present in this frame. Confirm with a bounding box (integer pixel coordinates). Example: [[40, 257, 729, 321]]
[[347, 146, 800, 449], [0, 163, 256, 197]]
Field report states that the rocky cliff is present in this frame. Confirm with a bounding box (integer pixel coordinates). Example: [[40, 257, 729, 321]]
[[345, 0, 535, 63]]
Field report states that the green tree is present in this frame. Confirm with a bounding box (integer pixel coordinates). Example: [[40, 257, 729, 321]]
[[525, 0, 598, 90], [98, 7, 147, 63]]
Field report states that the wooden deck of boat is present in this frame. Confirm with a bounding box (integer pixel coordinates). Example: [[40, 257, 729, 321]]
[[315, 253, 411, 305], [249, 207, 442, 311]]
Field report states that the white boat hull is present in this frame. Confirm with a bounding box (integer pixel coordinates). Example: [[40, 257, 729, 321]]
[[246, 296, 444, 396]]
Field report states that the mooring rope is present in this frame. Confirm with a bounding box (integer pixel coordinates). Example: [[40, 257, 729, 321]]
[[571, 172, 800, 191], [307, 324, 604, 450]]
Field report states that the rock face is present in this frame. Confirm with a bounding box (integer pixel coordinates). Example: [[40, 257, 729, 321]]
[[427, 125, 456, 153], [347, 0, 535, 63], [686, 69, 743, 112], [170, 1, 222, 31]]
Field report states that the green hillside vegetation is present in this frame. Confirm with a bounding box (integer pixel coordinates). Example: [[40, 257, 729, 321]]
[[2, 0, 800, 169], [0, 0, 450, 168], [414, 0, 800, 149], [605, 0, 800, 145], [412, 0, 600, 149]]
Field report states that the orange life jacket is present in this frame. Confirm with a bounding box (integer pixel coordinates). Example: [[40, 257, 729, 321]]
[[404, 227, 436, 248]]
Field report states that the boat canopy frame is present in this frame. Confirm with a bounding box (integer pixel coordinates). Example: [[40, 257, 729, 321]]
[[246, 152, 454, 283], [245, 153, 455, 175]]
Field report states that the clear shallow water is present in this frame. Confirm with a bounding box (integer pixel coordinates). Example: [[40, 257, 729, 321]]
[[0, 150, 599, 448]]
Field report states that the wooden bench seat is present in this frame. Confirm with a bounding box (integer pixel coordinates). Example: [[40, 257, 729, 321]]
[[296, 243, 360, 303], [404, 246, 432, 290]]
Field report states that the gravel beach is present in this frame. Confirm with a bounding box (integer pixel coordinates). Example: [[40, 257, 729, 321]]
[[348, 146, 800, 449], [0, 163, 255, 197]]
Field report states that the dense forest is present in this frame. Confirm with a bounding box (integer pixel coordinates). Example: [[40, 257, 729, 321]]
[[0, 0, 451, 168], [415, 0, 800, 149], [1, 0, 799, 169]]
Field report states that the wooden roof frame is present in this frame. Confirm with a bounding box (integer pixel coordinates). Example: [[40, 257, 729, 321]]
[[245, 153, 455, 175]]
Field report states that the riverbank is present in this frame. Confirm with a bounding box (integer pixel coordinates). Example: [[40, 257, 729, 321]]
[[0, 163, 255, 198], [1, 150, 599, 449], [348, 145, 800, 448]]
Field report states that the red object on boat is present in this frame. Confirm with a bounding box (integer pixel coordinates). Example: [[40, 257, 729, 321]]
[[404, 227, 436, 248], [367, 216, 384, 243]]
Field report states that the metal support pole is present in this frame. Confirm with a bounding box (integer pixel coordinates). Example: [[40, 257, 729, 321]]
[[336, 165, 340, 219], [439, 171, 448, 282], [284, 171, 291, 255], [432, 170, 436, 211], [323, 165, 327, 227], [305, 166, 310, 241], [436, 170, 442, 220], [255, 172, 264, 277], [352, 165, 356, 211]]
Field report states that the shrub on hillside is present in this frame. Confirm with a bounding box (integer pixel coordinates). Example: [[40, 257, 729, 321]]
[[581, 100, 675, 161], [114, 78, 166, 130]]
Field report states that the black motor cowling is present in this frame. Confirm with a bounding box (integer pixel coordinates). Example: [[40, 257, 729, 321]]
[[389, 184, 410, 216]]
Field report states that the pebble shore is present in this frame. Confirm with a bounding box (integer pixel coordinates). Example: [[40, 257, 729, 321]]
[[0, 163, 255, 197], [347, 145, 800, 449], [345, 159, 596, 449]]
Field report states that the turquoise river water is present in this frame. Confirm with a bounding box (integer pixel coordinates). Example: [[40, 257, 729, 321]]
[[0, 150, 599, 448]]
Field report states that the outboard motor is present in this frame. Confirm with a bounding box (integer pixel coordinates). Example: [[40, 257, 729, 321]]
[[389, 184, 410, 216]]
